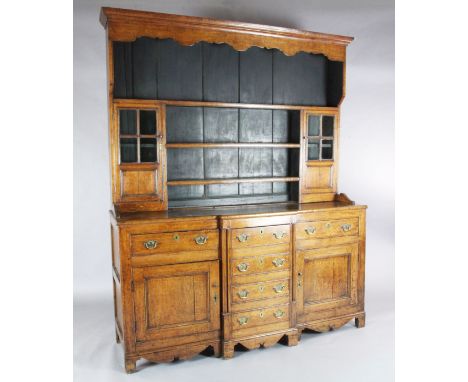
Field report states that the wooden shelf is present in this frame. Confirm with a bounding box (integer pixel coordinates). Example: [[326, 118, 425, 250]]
[[167, 177, 300, 186], [113, 98, 339, 112], [166, 143, 301, 149]]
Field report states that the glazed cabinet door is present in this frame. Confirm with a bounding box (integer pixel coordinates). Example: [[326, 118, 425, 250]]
[[112, 103, 167, 212], [300, 111, 338, 202], [132, 261, 220, 342], [296, 244, 359, 318]]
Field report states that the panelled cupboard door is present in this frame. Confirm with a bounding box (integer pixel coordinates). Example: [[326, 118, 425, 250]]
[[133, 261, 220, 342], [296, 244, 359, 318]]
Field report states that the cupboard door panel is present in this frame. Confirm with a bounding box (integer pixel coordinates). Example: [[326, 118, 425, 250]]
[[297, 244, 359, 318], [133, 261, 220, 342]]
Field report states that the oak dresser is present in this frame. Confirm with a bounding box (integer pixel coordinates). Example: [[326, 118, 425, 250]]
[[100, 7, 367, 373]]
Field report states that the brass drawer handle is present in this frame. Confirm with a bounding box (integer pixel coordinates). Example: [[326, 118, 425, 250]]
[[144, 240, 158, 249], [272, 258, 285, 267], [274, 310, 285, 319], [305, 227, 316, 235], [238, 317, 249, 325], [237, 290, 249, 299], [273, 284, 286, 293], [341, 223, 352, 232], [273, 231, 286, 239], [236, 233, 249, 242], [298, 272, 303, 287], [237, 263, 249, 272], [194, 235, 207, 245]]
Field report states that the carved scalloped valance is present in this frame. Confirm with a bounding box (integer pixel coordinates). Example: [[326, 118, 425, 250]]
[[100, 7, 353, 62]]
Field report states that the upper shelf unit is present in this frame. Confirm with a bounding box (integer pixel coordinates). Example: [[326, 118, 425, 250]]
[[102, 7, 353, 212]]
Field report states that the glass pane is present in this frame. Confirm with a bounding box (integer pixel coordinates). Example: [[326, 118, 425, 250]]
[[140, 110, 156, 135], [322, 139, 333, 160], [140, 138, 157, 162], [322, 116, 334, 137], [119, 110, 137, 135], [307, 139, 319, 160], [307, 115, 320, 136], [120, 138, 137, 163]]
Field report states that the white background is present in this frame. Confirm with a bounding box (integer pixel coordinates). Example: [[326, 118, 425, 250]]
[[73, 0, 394, 380]]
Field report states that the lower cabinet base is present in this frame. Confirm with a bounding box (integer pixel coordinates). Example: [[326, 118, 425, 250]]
[[121, 312, 366, 372], [124, 340, 222, 373], [223, 329, 299, 359]]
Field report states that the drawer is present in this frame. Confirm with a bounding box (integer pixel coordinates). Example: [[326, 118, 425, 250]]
[[231, 253, 290, 277], [131, 229, 219, 256], [232, 304, 289, 331], [232, 279, 290, 304], [231, 224, 290, 248], [295, 217, 359, 240]]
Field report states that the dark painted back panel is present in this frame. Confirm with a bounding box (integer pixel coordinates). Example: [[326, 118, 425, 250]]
[[273, 110, 301, 143], [326, 60, 344, 106], [239, 109, 273, 143], [167, 148, 204, 180], [202, 43, 239, 102], [113, 42, 133, 98], [239, 47, 273, 103], [157, 40, 203, 100], [168, 185, 204, 200], [166, 107, 203, 143], [204, 148, 239, 179], [132, 38, 158, 99], [273, 51, 327, 106], [204, 108, 238, 142], [113, 37, 342, 107]]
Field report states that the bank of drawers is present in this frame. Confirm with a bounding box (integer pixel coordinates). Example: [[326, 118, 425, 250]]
[[229, 224, 292, 337]]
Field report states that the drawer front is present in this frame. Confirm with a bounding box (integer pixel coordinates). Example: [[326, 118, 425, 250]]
[[231, 224, 290, 248], [231, 253, 290, 277], [232, 279, 290, 304], [232, 304, 289, 331], [296, 217, 359, 240], [131, 229, 219, 256]]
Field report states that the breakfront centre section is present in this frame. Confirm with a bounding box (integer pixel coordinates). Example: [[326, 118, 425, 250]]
[[101, 7, 367, 373]]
